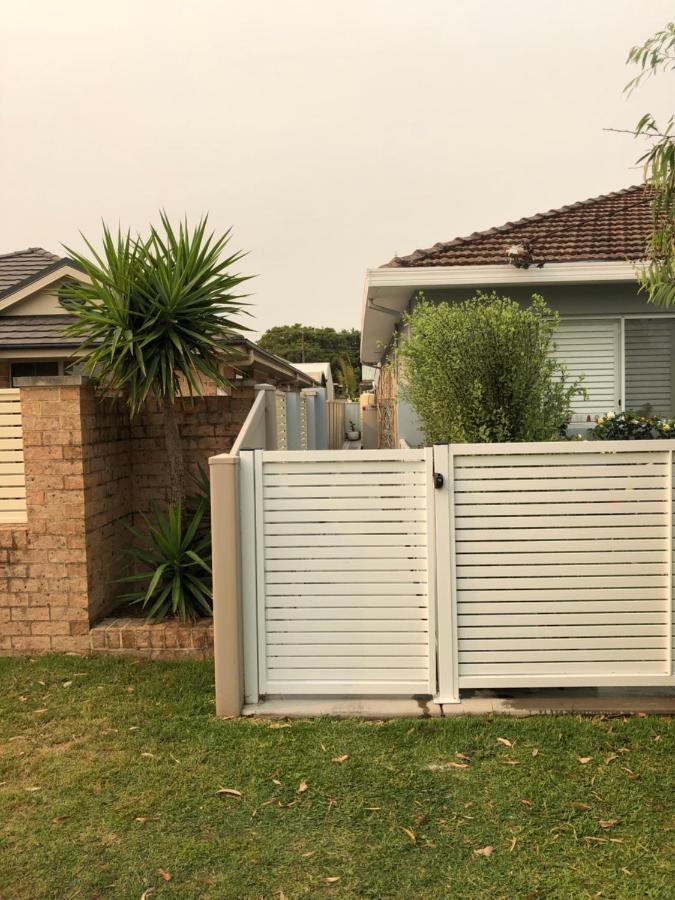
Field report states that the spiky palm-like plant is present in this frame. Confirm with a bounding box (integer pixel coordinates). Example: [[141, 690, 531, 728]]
[[61, 213, 251, 505]]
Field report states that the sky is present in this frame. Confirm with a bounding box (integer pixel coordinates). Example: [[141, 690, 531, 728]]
[[1, 1, 672, 338]]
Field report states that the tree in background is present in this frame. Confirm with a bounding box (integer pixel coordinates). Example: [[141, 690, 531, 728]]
[[258, 324, 361, 391], [624, 22, 674, 305], [336, 356, 358, 400], [399, 292, 584, 444]]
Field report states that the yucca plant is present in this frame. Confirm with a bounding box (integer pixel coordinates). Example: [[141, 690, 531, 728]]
[[120, 502, 213, 622], [60, 213, 251, 505]]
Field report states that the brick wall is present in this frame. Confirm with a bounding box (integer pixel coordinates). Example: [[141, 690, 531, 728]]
[[0, 381, 254, 656]]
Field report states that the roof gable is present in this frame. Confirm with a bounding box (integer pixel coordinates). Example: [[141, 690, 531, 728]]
[[0, 248, 70, 298], [384, 185, 653, 268]]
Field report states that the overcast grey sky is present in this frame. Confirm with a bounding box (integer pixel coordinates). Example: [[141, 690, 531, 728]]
[[1, 1, 672, 336]]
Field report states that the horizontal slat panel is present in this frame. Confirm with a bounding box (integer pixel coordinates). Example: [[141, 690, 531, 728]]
[[264, 522, 428, 534], [456, 526, 665, 540], [458, 588, 664, 601], [265, 679, 430, 694], [459, 624, 664, 637], [267, 595, 428, 608], [460, 649, 664, 662], [460, 661, 664, 675], [267, 631, 428, 644], [456, 489, 662, 504], [457, 542, 667, 564], [456, 514, 664, 528], [457, 600, 664, 613], [264, 485, 423, 498], [266, 557, 428, 570], [266, 545, 428, 559], [455, 464, 667, 480], [265, 533, 427, 547], [266, 606, 428, 620], [456, 502, 665, 516], [455, 451, 668, 466], [264, 497, 425, 510], [266, 570, 428, 584], [264, 509, 426, 522], [459, 637, 663, 650], [457, 563, 665, 577], [0, 510, 27, 524], [457, 575, 666, 588], [457, 612, 664, 626], [264, 473, 425, 486], [266, 618, 429, 633], [266, 667, 430, 679], [267, 656, 427, 668], [456, 476, 665, 492], [456, 541, 663, 554]]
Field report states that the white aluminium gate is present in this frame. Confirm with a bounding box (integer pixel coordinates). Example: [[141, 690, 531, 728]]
[[240, 449, 436, 700], [433, 442, 675, 698]]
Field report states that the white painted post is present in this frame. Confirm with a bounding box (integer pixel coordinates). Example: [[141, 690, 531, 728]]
[[255, 383, 278, 451], [433, 444, 460, 703], [209, 453, 243, 717], [285, 392, 301, 450], [239, 450, 259, 704]]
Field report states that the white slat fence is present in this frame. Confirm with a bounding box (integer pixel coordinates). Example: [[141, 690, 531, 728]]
[[0, 389, 27, 524], [241, 449, 436, 700], [233, 441, 675, 706]]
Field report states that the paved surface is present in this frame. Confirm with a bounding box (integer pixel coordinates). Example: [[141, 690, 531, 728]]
[[243, 687, 675, 719]]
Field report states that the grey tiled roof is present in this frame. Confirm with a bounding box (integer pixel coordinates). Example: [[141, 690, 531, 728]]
[[0, 248, 69, 298], [0, 315, 79, 348]]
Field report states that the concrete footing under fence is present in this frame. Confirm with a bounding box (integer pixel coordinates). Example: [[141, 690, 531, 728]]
[[242, 687, 675, 719]]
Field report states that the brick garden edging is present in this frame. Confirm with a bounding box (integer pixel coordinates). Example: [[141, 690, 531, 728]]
[[89, 617, 214, 660]]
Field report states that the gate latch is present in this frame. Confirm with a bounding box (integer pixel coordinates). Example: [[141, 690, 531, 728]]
[[434, 473, 444, 490]]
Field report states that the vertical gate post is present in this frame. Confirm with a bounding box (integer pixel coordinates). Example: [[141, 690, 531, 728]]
[[209, 453, 243, 717], [433, 444, 460, 703]]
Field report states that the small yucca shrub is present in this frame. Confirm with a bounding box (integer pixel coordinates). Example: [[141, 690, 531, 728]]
[[120, 501, 212, 622]]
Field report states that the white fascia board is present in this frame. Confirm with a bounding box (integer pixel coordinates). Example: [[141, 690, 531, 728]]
[[366, 260, 639, 290], [360, 261, 639, 363]]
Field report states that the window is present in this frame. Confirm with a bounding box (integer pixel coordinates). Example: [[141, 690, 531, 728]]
[[10, 361, 60, 386], [553, 316, 675, 424], [624, 319, 675, 418]]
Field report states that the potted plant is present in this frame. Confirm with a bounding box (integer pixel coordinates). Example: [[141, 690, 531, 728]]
[[346, 419, 361, 441]]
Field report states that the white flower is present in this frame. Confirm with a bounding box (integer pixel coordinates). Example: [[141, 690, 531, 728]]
[[606, 411, 615, 420]]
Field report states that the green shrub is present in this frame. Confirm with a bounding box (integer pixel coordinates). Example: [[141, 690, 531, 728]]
[[592, 410, 675, 439], [120, 501, 212, 622], [398, 292, 584, 444]]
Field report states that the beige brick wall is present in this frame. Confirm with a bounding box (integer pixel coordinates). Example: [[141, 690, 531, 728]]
[[0, 382, 254, 656]]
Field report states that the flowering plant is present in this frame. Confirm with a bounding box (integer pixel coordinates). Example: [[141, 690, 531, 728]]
[[592, 410, 675, 440]]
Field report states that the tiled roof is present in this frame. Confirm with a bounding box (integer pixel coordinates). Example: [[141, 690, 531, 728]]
[[0, 248, 68, 298], [384, 185, 653, 268], [0, 315, 79, 348]]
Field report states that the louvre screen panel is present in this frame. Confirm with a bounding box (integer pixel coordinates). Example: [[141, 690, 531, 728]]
[[625, 318, 675, 418], [551, 318, 620, 421]]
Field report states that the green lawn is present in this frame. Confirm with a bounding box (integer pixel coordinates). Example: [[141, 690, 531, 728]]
[[0, 656, 673, 899]]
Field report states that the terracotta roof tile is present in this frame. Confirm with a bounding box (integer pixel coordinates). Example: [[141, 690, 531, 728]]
[[384, 185, 653, 268]]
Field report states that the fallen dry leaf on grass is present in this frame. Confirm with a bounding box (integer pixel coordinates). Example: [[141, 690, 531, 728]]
[[447, 761, 469, 769], [25, 787, 41, 792], [140, 752, 155, 759], [497, 737, 512, 747], [567, 801, 591, 811], [62, 682, 72, 689], [50, 815, 70, 825], [158, 869, 171, 882], [519, 799, 532, 807], [456, 752, 470, 760], [599, 819, 619, 829], [474, 846, 494, 857], [139, 889, 154, 900], [298, 781, 308, 793], [216, 787, 242, 799], [324, 876, 340, 884], [400, 826, 416, 843], [269, 722, 291, 730], [331, 755, 349, 763], [272, 778, 282, 786], [509, 836, 517, 852], [532, 748, 539, 757], [577, 756, 593, 764]]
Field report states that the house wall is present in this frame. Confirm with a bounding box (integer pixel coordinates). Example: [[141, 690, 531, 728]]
[[393, 282, 673, 445], [0, 381, 255, 656]]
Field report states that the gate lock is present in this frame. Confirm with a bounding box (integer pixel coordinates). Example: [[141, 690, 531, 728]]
[[434, 472, 444, 490]]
